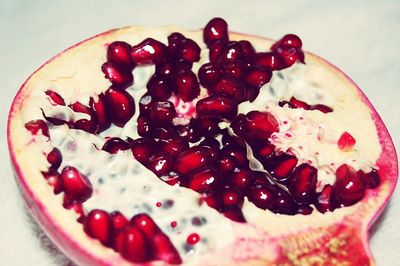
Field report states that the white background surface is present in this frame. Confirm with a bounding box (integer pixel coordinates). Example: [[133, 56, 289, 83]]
[[1, 1, 399, 265]]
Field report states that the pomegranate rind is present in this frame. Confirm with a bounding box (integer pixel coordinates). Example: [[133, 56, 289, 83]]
[[7, 26, 398, 266]]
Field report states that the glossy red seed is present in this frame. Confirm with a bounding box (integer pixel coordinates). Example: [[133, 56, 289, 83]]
[[147, 152, 174, 176], [46, 147, 62, 169], [186, 233, 200, 245], [176, 124, 201, 143], [222, 61, 245, 80], [102, 137, 131, 154], [272, 188, 298, 215], [167, 32, 186, 55], [25, 119, 50, 137], [209, 40, 225, 62], [254, 52, 284, 70], [245, 66, 272, 89], [155, 61, 175, 77], [221, 145, 248, 167], [131, 138, 154, 164], [315, 184, 336, 213], [107, 41, 133, 67], [42, 169, 63, 194], [217, 41, 244, 63], [120, 225, 150, 262], [89, 94, 110, 132], [198, 139, 220, 159], [271, 34, 303, 50], [230, 168, 254, 190], [189, 168, 220, 192], [175, 71, 200, 102], [101, 61, 133, 88], [147, 74, 173, 100], [288, 163, 318, 204], [60, 166, 92, 202], [176, 38, 201, 63], [70, 102, 98, 133], [137, 116, 151, 137], [275, 46, 304, 67], [222, 187, 244, 207], [131, 38, 167, 65], [191, 117, 221, 137], [149, 101, 176, 125], [153, 232, 182, 264], [359, 169, 380, 189], [337, 131, 356, 151], [110, 211, 129, 231], [238, 40, 256, 59], [131, 213, 160, 236], [104, 87, 135, 127], [268, 154, 298, 182], [175, 147, 211, 174], [45, 90, 66, 105], [217, 156, 237, 174], [84, 209, 112, 245], [233, 111, 279, 140], [220, 206, 246, 222], [211, 78, 246, 102], [288, 97, 311, 110], [334, 169, 366, 207], [160, 137, 189, 157], [198, 62, 221, 88], [199, 190, 223, 209], [196, 95, 238, 120], [247, 184, 276, 210], [310, 104, 333, 113], [150, 127, 177, 141], [203, 17, 229, 47]]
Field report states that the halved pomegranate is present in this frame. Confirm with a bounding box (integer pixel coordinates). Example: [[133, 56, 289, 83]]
[[7, 19, 398, 266]]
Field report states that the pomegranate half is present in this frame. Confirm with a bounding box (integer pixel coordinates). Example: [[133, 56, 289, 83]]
[[7, 23, 398, 266]]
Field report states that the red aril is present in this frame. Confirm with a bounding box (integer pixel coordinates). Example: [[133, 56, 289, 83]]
[[84, 209, 112, 245], [60, 166, 92, 202], [203, 17, 229, 47], [107, 41, 134, 68], [130, 38, 167, 65], [104, 86, 135, 127]]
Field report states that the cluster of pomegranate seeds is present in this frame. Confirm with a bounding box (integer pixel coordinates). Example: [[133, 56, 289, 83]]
[[23, 17, 383, 264]]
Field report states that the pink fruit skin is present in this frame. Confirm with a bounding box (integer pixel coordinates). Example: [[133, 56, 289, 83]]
[[8, 28, 398, 266]]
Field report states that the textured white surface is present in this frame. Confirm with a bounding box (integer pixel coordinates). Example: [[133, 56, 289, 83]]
[[0, 1, 399, 265]]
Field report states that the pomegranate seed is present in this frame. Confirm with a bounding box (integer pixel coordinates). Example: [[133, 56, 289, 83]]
[[176, 124, 201, 143], [137, 116, 151, 137], [288, 97, 311, 110], [245, 65, 272, 89], [238, 40, 256, 59], [70, 102, 98, 133], [131, 213, 160, 236], [101, 61, 133, 88], [222, 61, 245, 80], [211, 78, 246, 102], [131, 138, 154, 164], [84, 209, 112, 245], [150, 127, 177, 141], [167, 32, 186, 55], [196, 95, 238, 120], [25, 119, 50, 138], [175, 147, 210, 174], [110, 211, 129, 231], [199, 138, 220, 159], [221, 145, 248, 167], [247, 184, 276, 210], [233, 111, 279, 141], [42, 169, 63, 194], [188, 168, 220, 192], [45, 90, 65, 105], [334, 167, 366, 207], [89, 94, 110, 132], [102, 137, 131, 154], [217, 41, 244, 63], [272, 188, 298, 215], [186, 233, 200, 245], [149, 101, 176, 125], [153, 232, 182, 264], [203, 17, 229, 47], [107, 41, 134, 68], [288, 163, 318, 204], [315, 184, 336, 213], [271, 34, 303, 50], [175, 71, 200, 102], [130, 38, 167, 65], [209, 40, 225, 62], [222, 187, 244, 207], [160, 136, 189, 157], [104, 86, 135, 127], [310, 104, 333, 113], [191, 117, 221, 137], [139, 94, 154, 116], [60, 166, 92, 202], [254, 52, 284, 70], [46, 147, 62, 169], [253, 141, 275, 163], [200, 191, 223, 209], [337, 131, 356, 151], [267, 154, 298, 182], [359, 169, 380, 189], [119, 225, 150, 262], [198, 62, 221, 88], [175, 38, 201, 63], [220, 206, 246, 222], [230, 168, 254, 190], [217, 156, 238, 174], [155, 61, 174, 77], [147, 152, 173, 176], [275, 46, 304, 67], [147, 74, 173, 100]]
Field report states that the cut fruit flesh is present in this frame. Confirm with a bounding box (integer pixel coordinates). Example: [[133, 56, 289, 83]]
[[7, 25, 398, 265]]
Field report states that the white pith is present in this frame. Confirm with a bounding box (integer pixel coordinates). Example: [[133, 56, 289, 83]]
[[7, 26, 398, 266]]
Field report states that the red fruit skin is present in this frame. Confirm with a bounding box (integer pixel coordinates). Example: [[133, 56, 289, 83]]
[[7, 27, 398, 266]]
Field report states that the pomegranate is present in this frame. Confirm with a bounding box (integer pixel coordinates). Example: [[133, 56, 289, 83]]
[[7, 18, 397, 266]]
